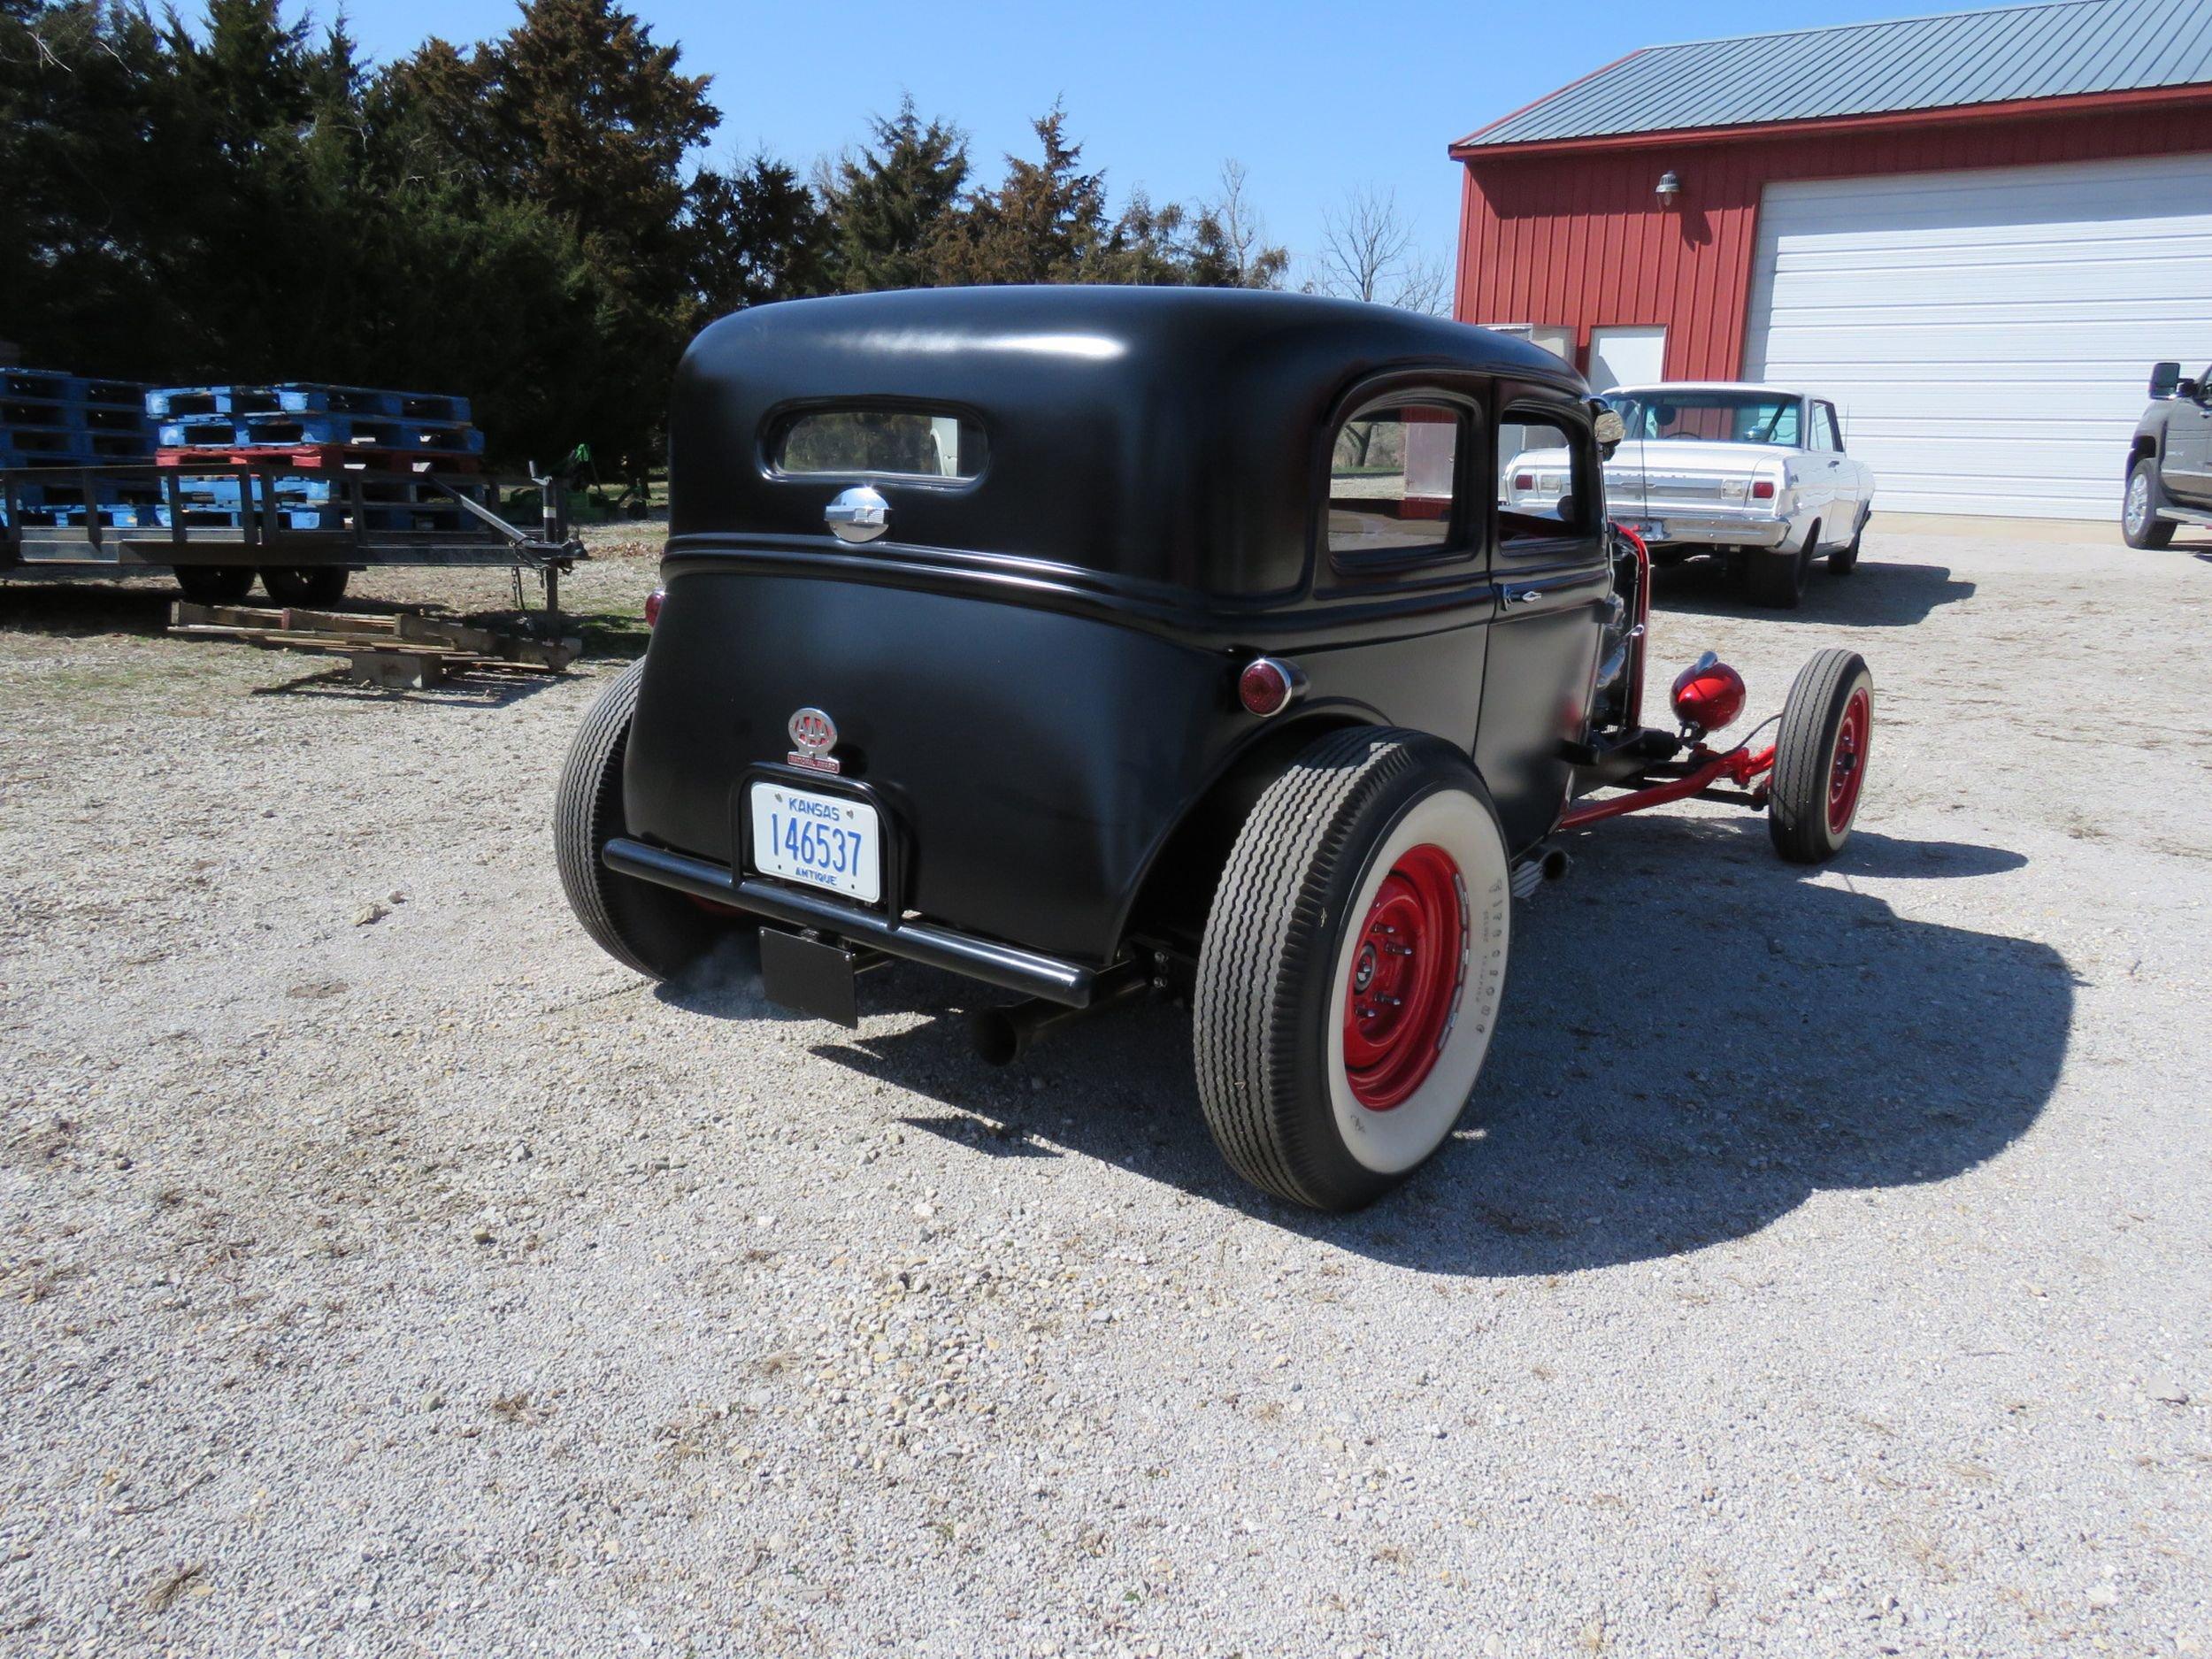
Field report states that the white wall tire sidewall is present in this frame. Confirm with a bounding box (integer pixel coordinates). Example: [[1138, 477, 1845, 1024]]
[[1323, 788, 1510, 1176]]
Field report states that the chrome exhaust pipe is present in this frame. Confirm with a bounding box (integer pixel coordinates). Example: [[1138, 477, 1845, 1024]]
[[1509, 841, 1575, 899]]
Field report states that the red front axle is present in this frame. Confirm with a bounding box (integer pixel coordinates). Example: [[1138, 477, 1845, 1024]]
[[1560, 741, 1776, 830]]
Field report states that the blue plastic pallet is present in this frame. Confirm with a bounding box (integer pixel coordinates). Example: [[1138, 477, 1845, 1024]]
[[169, 475, 486, 508], [156, 411, 485, 454], [3, 479, 161, 511], [2, 425, 155, 464], [145, 382, 471, 423], [0, 370, 147, 409], [2, 398, 152, 436], [153, 503, 474, 533], [0, 501, 159, 530]]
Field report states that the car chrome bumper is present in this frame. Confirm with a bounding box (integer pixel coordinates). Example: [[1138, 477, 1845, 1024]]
[[1629, 511, 1792, 549], [601, 836, 1102, 1006]]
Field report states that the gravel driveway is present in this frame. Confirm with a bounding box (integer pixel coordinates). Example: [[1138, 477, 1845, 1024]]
[[2, 526, 2208, 1658]]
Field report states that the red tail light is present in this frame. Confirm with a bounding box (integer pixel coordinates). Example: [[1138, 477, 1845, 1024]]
[[1514, 472, 1535, 491], [643, 588, 665, 628], [1237, 657, 1300, 718], [1750, 479, 1776, 501]]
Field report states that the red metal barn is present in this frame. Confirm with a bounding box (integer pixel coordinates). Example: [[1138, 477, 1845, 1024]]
[[1449, 0, 2212, 518]]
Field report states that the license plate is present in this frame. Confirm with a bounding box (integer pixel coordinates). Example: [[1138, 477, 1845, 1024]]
[[748, 784, 881, 904]]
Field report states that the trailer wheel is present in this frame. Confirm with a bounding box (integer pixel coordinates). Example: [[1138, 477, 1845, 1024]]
[[1768, 648, 1873, 864], [554, 657, 746, 980], [174, 566, 255, 606], [1194, 727, 1511, 1211], [262, 566, 350, 606]]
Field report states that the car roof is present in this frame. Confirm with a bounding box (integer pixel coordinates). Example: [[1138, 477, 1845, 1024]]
[[669, 286, 1592, 596], [684, 285, 1580, 394], [1606, 381, 1811, 399]]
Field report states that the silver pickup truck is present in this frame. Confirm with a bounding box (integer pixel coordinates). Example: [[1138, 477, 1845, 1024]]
[[1504, 382, 1876, 608]]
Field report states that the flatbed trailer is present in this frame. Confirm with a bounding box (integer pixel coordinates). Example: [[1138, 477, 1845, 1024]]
[[0, 460, 586, 613]]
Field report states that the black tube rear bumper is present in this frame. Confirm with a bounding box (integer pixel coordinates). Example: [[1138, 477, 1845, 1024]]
[[601, 837, 1099, 1007]]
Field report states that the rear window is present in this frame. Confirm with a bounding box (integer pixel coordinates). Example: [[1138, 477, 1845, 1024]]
[[1601, 390, 1801, 446], [773, 409, 987, 480]]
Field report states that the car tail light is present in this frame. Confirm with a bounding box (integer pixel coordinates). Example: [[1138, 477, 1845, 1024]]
[[1237, 657, 1301, 718], [643, 588, 665, 628], [1513, 472, 1535, 491], [1749, 479, 1776, 501]]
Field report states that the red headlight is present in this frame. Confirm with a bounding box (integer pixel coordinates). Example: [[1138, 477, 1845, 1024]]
[[1671, 656, 1746, 734], [1749, 479, 1776, 501], [643, 588, 665, 628], [1238, 657, 1298, 718]]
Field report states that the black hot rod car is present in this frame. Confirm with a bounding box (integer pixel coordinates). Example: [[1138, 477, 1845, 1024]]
[[556, 288, 1873, 1211]]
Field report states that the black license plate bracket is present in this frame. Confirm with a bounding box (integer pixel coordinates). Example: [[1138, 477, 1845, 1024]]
[[758, 927, 861, 1029]]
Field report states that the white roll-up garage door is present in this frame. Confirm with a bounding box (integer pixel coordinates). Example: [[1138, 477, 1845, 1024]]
[[1742, 152, 2212, 519]]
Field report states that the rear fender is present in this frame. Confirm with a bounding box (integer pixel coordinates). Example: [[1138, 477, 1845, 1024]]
[[1117, 712, 1377, 959]]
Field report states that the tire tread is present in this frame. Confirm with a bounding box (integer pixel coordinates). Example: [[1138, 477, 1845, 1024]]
[[1194, 729, 1437, 1209], [1768, 647, 1870, 864]]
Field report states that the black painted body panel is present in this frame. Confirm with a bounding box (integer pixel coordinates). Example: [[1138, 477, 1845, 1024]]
[[629, 288, 1610, 971], [625, 557, 1493, 965]]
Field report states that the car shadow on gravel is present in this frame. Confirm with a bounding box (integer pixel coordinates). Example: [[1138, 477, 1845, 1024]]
[[808, 814, 2068, 1277], [1649, 558, 1976, 626]]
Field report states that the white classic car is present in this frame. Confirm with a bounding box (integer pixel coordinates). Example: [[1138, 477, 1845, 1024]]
[[1503, 382, 1877, 608]]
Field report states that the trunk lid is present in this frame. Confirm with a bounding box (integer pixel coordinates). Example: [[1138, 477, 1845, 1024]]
[[1605, 439, 1780, 512]]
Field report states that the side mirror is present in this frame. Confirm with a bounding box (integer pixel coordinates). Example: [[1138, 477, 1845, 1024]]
[[2149, 361, 2182, 399], [1591, 405, 1625, 459]]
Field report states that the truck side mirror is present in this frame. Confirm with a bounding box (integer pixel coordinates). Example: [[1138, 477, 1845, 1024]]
[[2149, 361, 2182, 399]]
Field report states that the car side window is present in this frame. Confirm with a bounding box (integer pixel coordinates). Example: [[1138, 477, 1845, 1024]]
[[1326, 402, 1467, 564], [1813, 403, 1843, 452], [1497, 409, 1589, 544]]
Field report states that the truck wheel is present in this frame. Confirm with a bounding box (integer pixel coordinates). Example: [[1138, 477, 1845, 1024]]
[[554, 657, 745, 980], [174, 566, 255, 606], [1829, 511, 1865, 574], [1768, 649, 1873, 864], [262, 566, 350, 606], [1194, 727, 1511, 1211], [1747, 528, 1815, 608], [2123, 458, 2175, 549]]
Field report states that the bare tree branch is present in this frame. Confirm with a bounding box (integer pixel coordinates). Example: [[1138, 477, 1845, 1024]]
[[1305, 186, 1450, 314]]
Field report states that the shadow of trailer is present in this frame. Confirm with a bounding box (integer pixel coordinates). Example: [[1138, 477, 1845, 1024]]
[[0, 459, 586, 614]]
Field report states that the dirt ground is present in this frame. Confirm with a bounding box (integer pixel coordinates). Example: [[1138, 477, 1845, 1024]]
[[2, 522, 2208, 1658]]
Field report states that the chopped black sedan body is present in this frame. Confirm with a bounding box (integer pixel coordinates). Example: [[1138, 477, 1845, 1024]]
[[557, 287, 1875, 1210]]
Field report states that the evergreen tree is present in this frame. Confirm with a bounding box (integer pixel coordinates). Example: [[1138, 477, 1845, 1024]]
[[687, 156, 833, 318], [823, 97, 970, 292], [928, 106, 1107, 286], [0, 7, 1295, 473]]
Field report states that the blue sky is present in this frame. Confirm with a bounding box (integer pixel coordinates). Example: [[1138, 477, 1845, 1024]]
[[339, 0, 1925, 274]]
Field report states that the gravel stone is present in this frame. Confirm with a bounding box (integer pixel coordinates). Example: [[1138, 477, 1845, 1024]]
[[0, 527, 2208, 1656]]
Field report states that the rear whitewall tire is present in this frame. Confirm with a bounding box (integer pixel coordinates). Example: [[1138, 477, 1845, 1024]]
[[1194, 727, 1512, 1211], [1323, 788, 1511, 1177]]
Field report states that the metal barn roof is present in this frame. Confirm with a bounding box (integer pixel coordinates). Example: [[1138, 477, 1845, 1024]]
[[1456, 0, 2212, 148]]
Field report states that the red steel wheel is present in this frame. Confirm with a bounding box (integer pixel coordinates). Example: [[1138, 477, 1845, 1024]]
[[1769, 648, 1874, 864], [1194, 727, 1511, 1211], [1340, 844, 1467, 1110], [1826, 686, 1871, 835]]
